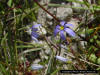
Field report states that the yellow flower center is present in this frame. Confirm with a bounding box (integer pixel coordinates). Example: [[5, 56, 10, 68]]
[[60, 26, 64, 30]]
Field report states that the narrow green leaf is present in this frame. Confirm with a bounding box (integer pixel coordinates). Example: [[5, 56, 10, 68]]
[[0, 64, 7, 75], [17, 45, 34, 48], [1, 33, 8, 46], [66, 0, 85, 4], [45, 52, 55, 75], [18, 48, 42, 57], [51, 68, 61, 75], [86, 29, 94, 34]]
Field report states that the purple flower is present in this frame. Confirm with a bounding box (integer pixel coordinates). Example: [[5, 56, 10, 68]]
[[55, 55, 68, 62], [54, 21, 76, 40], [31, 64, 43, 70], [31, 24, 41, 42]]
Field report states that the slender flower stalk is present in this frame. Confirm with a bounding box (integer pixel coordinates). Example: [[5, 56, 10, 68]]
[[54, 21, 76, 40]]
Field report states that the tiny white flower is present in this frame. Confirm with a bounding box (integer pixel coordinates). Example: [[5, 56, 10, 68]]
[[37, 26, 47, 35], [55, 56, 67, 62], [31, 64, 43, 70], [60, 44, 68, 50]]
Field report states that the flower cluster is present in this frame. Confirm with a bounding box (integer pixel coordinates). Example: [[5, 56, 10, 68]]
[[54, 21, 76, 40], [31, 24, 41, 42], [30, 21, 75, 42], [27, 21, 75, 70]]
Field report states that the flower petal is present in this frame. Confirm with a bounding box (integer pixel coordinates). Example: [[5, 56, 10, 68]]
[[56, 25, 60, 29], [54, 25, 60, 36], [31, 36, 38, 42], [31, 64, 43, 70], [32, 24, 41, 28], [31, 31, 39, 38], [56, 56, 67, 62], [32, 28, 38, 32], [64, 28, 76, 37], [60, 21, 66, 26], [60, 30, 66, 40], [64, 23, 73, 28]]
